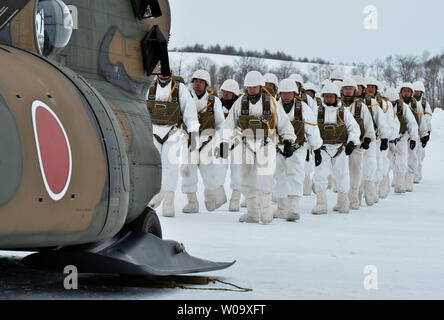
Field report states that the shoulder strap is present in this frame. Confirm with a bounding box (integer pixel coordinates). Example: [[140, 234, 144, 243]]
[[294, 99, 303, 121], [355, 100, 362, 117], [421, 97, 427, 110], [317, 105, 325, 124], [148, 84, 157, 101], [262, 93, 271, 116], [316, 97, 323, 108], [205, 94, 215, 113], [365, 95, 372, 106], [338, 106, 345, 124], [171, 82, 179, 103], [241, 95, 249, 116]]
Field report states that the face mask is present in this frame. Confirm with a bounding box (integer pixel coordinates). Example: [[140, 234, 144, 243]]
[[222, 98, 236, 110], [325, 99, 338, 107], [341, 96, 355, 106], [248, 92, 262, 105], [403, 97, 412, 104], [158, 77, 171, 87], [282, 100, 294, 114]]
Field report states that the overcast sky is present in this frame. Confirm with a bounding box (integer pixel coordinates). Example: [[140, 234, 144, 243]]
[[168, 0, 444, 64]]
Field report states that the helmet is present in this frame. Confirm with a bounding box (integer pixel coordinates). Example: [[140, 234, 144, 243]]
[[244, 71, 264, 87], [220, 79, 240, 96], [192, 69, 211, 87], [263, 73, 279, 87], [352, 75, 366, 87], [412, 81, 426, 93], [304, 82, 318, 93], [289, 73, 303, 85], [330, 69, 344, 81], [321, 83, 340, 97], [399, 82, 414, 93], [332, 81, 343, 92], [341, 77, 357, 90], [385, 87, 400, 101], [321, 79, 331, 89], [365, 77, 379, 89], [278, 78, 299, 94]]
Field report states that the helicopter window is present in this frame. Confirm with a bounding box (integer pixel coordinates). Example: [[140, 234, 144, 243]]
[[35, 0, 73, 57]]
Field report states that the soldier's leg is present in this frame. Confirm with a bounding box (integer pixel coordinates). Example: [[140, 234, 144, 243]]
[[273, 153, 289, 219], [362, 140, 378, 206], [312, 149, 331, 214], [406, 141, 418, 192], [348, 149, 363, 210], [332, 150, 350, 213], [393, 138, 408, 193], [161, 133, 182, 217], [285, 148, 305, 221]]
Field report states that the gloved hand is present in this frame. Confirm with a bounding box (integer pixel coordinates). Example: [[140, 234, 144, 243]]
[[314, 148, 322, 167], [360, 137, 371, 150], [421, 135, 430, 148], [380, 139, 389, 151], [219, 142, 229, 159], [306, 149, 310, 162], [410, 140, 416, 150], [345, 141, 355, 156], [283, 140, 294, 158], [188, 132, 198, 152]]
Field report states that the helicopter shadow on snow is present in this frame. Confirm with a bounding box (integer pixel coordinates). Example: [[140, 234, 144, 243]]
[[0, 255, 177, 300]]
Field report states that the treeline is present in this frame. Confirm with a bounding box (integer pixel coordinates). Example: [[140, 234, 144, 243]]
[[170, 44, 331, 65], [170, 49, 444, 109]]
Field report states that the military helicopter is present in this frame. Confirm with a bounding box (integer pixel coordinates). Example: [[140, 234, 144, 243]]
[[0, 0, 234, 276]]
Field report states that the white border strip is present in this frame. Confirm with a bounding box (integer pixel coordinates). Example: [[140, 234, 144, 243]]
[[32, 100, 72, 201]]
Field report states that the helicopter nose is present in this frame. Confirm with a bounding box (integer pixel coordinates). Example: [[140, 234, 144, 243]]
[[0, 94, 23, 207]]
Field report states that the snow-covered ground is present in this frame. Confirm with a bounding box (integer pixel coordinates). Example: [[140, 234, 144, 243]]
[[1, 109, 443, 300], [169, 51, 354, 81]]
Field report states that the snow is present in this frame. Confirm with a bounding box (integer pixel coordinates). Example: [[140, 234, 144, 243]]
[[169, 51, 354, 79], [1, 110, 443, 300]]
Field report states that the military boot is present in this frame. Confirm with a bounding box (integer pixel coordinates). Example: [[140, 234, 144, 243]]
[[229, 190, 241, 212], [312, 191, 328, 215], [303, 174, 312, 196], [405, 173, 414, 192], [273, 197, 288, 219], [162, 191, 175, 217], [182, 192, 199, 214], [334, 192, 350, 214], [286, 196, 301, 222], [348, 188, 360, 210], [204, 188, 217, 212], [215, 185, 227, 209], [394, 172, 406, 194], [364, 180, 377, 206], [259, 193, 273, 224], [239, 198, 259, 223]]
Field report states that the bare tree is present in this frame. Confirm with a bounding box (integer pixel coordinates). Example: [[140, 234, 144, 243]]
[[271, 62, 301, 80], [396, 56, 418, 82]]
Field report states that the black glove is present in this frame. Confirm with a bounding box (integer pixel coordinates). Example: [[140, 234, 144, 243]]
[[283, 140, 294, 158], [421, 135, 430, 148], [306, 149, 310, 162], [188, 132, 198, 152], [360, 137, 371, 150], [345, 141, 355, 156], [410, 140, 416, 150], [218, 142, 229, 159], [380, 139, 389, 151], [314, 148, 322, 167]]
